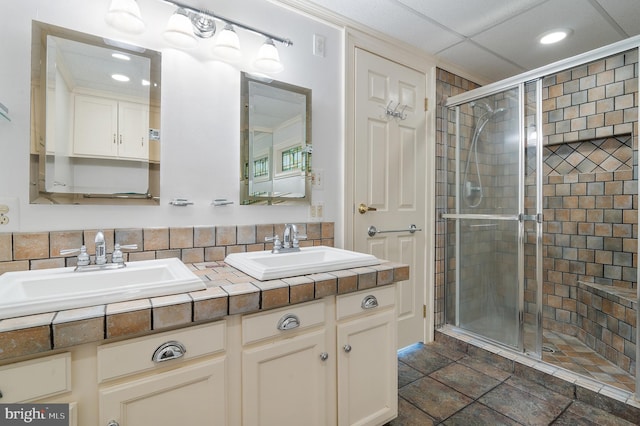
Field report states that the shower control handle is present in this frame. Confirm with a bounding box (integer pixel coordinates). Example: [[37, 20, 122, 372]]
[[358, 203, 377, 214]]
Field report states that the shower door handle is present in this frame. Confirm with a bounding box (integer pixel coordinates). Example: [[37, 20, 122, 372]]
[[358, 203, 377, 214]]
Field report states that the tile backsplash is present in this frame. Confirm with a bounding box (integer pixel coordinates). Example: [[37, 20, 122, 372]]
[[0, 222, 335, 274]]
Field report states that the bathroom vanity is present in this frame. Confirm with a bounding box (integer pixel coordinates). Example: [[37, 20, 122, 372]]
[[0, 260, 406, 426]]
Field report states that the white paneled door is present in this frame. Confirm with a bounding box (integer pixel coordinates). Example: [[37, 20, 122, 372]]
[[353, 48, 427, 348]]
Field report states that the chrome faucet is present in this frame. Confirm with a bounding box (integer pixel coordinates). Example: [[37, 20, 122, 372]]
[[266, 223, 307, 253], [60, 231, 138, 271]]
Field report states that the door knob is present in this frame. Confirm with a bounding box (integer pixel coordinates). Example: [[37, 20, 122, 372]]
[[358, 203, 377, 214]]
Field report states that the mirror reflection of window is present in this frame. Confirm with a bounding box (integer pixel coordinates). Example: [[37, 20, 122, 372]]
[[254, 157, 269, 178]]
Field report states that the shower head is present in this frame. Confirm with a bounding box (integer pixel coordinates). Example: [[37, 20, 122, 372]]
[[493, 107, 507, 118]]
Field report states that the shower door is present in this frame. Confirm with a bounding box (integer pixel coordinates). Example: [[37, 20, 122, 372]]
[[443, 85, 536, 350]]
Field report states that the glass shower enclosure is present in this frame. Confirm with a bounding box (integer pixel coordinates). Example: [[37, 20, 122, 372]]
[[443, 82, 543, 355]]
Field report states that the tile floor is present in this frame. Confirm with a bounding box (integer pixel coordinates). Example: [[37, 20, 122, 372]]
[[541, 330, 636, 393], [389, 341, 638, 425]]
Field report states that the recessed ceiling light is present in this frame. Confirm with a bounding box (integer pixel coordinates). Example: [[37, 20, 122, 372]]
[[539, 29, 572, 45], [111, 74, 130, 82], [112, 53, 131, 61]]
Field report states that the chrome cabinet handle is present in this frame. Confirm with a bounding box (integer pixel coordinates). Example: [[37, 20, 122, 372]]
[[107, 421, 119, 426], [361, 295, 379, 310], [277, 314, 301, 331], [152, 341, 186, 363], [343, 344, 352, 353], [320, 352, 329, 361]]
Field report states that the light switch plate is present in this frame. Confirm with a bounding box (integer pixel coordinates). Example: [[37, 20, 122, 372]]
[[313, 34, 326, 57]]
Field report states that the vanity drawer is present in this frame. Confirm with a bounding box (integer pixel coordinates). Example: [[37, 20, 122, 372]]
[[336, 285, 395, 320], [98, 321, 225, 383], [0, 352, 71, 403], [242, 299, 326, 346]]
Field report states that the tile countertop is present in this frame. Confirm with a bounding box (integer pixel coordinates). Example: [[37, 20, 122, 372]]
[[0, 260, 409, 362]]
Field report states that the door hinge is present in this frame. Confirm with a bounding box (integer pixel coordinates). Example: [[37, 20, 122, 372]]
[[423, 304, 427, 318], [424, 98, 428, 111]]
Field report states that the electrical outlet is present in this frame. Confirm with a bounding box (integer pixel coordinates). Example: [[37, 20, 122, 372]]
[[313, 34, 326, 57], [316, 202, 324, 219], [0, 197, 19, 231]]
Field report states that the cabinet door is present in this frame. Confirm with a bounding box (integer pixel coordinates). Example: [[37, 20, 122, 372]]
[[99, 358, 227, 426], [337, 310, 397, 426], [117, 101, 149, 160], [243, 329, 330, 426], [73, 95, 118, 157]]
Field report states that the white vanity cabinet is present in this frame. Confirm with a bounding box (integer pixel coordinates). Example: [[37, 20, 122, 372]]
[[73, 94, 149, 161], [336, 286, 397, 426], [97, 321, 227, 426], [241, 299, 336, 426], [0, 352, 78, 425]]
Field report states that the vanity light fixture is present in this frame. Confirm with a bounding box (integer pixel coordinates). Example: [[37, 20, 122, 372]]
[[105, 0, 292, 72], [163, 8, 198, 48], [105, 0, 146, 34], [161, 0, 292, 72], [254, 38, 284, 73], [212, 24, 242, 62], [539, 29, 572, 45]]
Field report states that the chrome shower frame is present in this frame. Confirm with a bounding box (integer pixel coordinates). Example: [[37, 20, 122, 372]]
[[442, 35, 640, 398]]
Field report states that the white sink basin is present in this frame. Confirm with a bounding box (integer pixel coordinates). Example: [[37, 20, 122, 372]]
[[224, 246, 380, 281], [0, 258, 206, 320]]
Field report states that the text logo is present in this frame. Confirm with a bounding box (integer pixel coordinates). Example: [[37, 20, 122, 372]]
[[0, 404, 68, 425]]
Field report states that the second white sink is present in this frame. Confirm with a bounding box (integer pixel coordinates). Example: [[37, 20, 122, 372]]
[[0, 258, 206, 320], [224, 246, 380, 281]]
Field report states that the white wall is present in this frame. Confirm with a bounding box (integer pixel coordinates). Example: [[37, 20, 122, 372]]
[[0, 0, 344, 245]]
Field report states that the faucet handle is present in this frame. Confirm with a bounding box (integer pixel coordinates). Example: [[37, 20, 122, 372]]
[[112, 243, 138, 264], [60, 245, 90, 266], [265, 235, 282, 250], [292, 234, 307, 248]]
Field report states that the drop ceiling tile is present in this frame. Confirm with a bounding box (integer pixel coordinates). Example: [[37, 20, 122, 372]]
[[396, 0, 547, 36], [471, 0, 625, 70], [596, 0, 640, 36], [308, 0, 463, 53], [437, 40, 525, 82]]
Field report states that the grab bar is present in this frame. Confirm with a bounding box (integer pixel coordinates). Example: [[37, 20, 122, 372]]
[[367, 224, 422, 237]]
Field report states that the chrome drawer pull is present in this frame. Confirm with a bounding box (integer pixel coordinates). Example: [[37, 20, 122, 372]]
[[277, 314, 301, 331], [361, 295, 379, 309], [343, 344, 352, 353], [320, 352, 329, 361], [107, 421, 120, 426], [152, 341, 187, 363]]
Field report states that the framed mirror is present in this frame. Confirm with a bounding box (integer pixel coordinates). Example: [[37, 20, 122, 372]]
[[29, 21, 161, 205], [240, 72, 311, 205]]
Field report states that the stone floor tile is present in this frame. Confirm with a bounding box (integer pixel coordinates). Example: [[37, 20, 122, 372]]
[[388, 397, 437, 426], [479, 382, 567, 426], [442, 402, 521, 426], [429, 363, 502, 399], [458, 355, 513, 382], [398, 361, 424, 388], [552, 401, 636, 426], [399, 376, 473, 422], [398, 343, 454, 375]]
